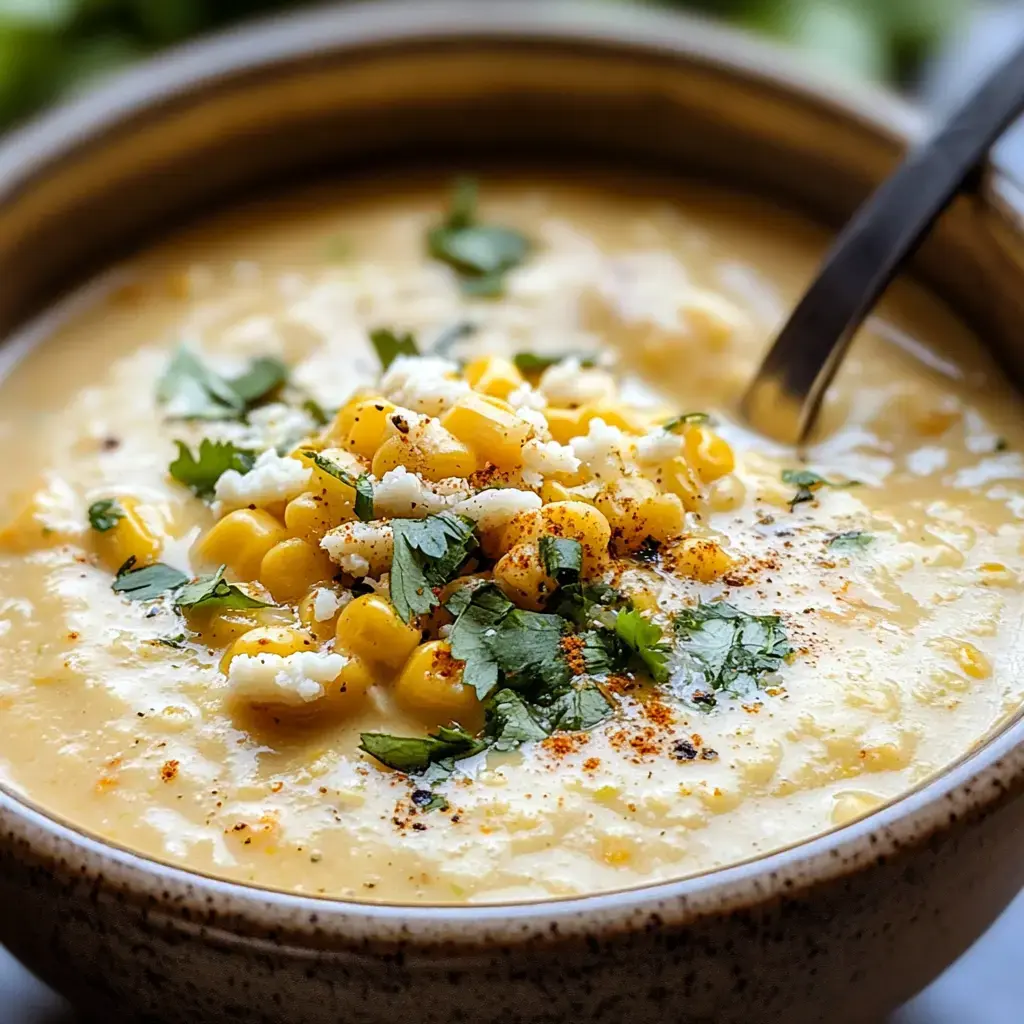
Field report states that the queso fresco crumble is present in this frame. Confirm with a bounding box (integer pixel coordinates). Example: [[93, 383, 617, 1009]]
[[0, 176, 1020, 902]]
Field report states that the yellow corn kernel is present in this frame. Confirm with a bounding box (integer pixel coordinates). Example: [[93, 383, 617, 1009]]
[[707, 475, 746, 513], [223, 625, 317, 671], [94, 497, 163, 569], [297, 587, 346, 642], [463, 355, 524, 400], [666, 537, 734, 583], [189, 605, 294, 649], [392, 640, 483, 730], [596, 480, 685, 553], [580, 403, 646, 435], [284, 491, 348, 543], [683, 425, 735, 483], [440, 393, 533, 470], [955, 642, 991, 680], [503, 501, 611, 574], [831, 790, 883, 827], [545, 407, 588, 445], [341, 398, 399, 458], [493, 541, 555, 611], [298, 447, 366, 506], [371, 428, 477, 483], [540, 480, 575, 504], [259, 538, 336, 604], [335, 594, 422, 671], [327, 656, 377, 709], [194, 508, 288, 581], [662, 455, 704, 512], [0, 491, 67, 552], [324, 389, 377, 444]]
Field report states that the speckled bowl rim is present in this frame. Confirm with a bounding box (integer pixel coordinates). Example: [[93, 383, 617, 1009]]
[[1, 0, 1022, 952]]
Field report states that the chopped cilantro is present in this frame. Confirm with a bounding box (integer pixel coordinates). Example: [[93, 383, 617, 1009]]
[[538, 535, 582, 584], [544, 680, 613, 732], [511, 351, 597, 374], [169, 439, 256, 499], [358, 724, 485, 775], [302, 451, 374, 521], [390, 513, 478, 622], [447, 583, 514, 697], [662, 412, 710, 432], [430, 320, 476, 358], [548, 580, 622, 627], [156, 346, 286, 420], [829, 530, 873, 552], [427, 178, 530, 297], [174, 565, 270, 612], [87, 498, 124, 532], [153, 633, 190, 649], [484, 689, 550, 750], [111, 559, 189, 602], [672, 601, 791, 698], [614, 609, 671, 683], [301, 397, 332, 427], [782, 469, 856, 511], [410, 788, 450, 813], [369, 327, 418, 370]]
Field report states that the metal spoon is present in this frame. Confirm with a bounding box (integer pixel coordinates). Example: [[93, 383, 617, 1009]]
[[741, 38, 1024, 446]]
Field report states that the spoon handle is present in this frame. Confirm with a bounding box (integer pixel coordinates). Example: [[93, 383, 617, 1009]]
[[741, 39, 1024, 445]]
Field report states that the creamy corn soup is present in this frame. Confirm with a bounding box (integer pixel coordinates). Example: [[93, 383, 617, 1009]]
[[0, 176, 1022, 904]]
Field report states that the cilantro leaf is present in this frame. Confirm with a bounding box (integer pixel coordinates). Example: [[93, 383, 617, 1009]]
[[410, 788, 450, 813], [782, 469, 857, 511], [156, 346, 287, 421], [829, 530, 873, 552], [490, 609, 571, 694], [390, 513, 478, 622], [511, 351, 597, 375], [662, 412, 710, 432], [369, 327, 418, 370], [111, 559, 189, 602], [447, 583, 514, 698], [579, 628, 627, 677], [174, 565, 270, 612], [430, 320, 476, 358], [615, 609, 671, 683], [485, 689, 549, 751], [427, 178, 530, 297], [169, 439, 256, 499], [539, 535, 582, 584], [302, 398, 332, 427], [302, 451, 374, 521], [548, 580, 622, 627], [359, 724, 485, 775], [225, 356, 288, 406], [545, 681, 613, 732], [87, 498, 124, 532], [672, 601, 791, 698]]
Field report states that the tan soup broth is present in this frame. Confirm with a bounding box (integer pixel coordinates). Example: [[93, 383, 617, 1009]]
[[0, 176, 1021, 904]]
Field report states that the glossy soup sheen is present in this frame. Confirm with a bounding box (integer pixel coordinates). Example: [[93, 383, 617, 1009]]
[[0, 175, 1021, 904]]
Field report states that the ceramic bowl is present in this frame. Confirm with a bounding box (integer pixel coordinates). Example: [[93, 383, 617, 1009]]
[[1, 3, 1023, 1022]]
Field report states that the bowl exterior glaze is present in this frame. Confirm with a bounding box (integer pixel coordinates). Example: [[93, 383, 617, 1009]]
[[0, 3, 1023, 1022]]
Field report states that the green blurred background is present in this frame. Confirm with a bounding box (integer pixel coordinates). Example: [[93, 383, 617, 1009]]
[[0, 0, 974, 128]]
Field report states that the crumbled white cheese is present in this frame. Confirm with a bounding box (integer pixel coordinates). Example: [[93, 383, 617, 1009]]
[[227, 650, 347, 706], [373, 466, 468, 518], [538, 357, 615, 407], [507, 383, 548, 411], [213, 402, 317, 452], [214, 449, 311, 511], [634, 428, 683, 465], [380, 355, 471, 415], [570, 418, 627, 480], [515, 406, 550, 438], [520, 439, 581, 488], [321, 521, 394, 577], [384, 406, 426, 438], [312, 587, 351, 622], [452, 488, 542, 535]]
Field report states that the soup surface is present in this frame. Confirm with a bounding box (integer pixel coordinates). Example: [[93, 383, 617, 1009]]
[[0, 176, 1022, 904]]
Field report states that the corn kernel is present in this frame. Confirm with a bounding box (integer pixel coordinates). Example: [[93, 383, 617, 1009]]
[[545, 407, 588, 445], [540, 480, 575, 504], [493, 541, 555, 611], [831, 790, 883, 826], [662, 455, 704, 512], [0, 489, 70, 552], [666, 537, 734, 582], [955, 642, 991, 680], [223, 625, 317, 671], [684, 425, 735, 483], [441, 393, 533, 470], [463, 355, 524, 400], [298, 588, 346, 642], [596, 480, 685, 553], [284, 491, 348, 543], [392, 640, 483, 730], [95, 497, 163, 569], [327, 656, 377, 708], [342, 398, 399, 458], [194, 508, 288, 581], [580, 403, 646, 435], [324, 389, 376, 444], [371, 428, 477, 483], [299, 447, 366, 506], [503, 501, 611, 574], [259, 537, 336, 604], [335, 594, 422, 671], [189, 605, 294, 649]]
